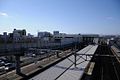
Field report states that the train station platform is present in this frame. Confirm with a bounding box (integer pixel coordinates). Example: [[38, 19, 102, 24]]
[[111, 46, 120, 57], [30, 45, 98, 80], [111, 46, 120, 63]]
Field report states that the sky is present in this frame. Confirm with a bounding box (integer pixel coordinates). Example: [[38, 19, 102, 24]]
[[0, 0, 120, 35]]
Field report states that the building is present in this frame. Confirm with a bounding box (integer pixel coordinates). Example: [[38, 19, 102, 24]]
[[53, 31, 59, 35], [38, 32, 52, 41], [13, 29, 26, 42], [82, 34, 99, 44], [28, 33, 34, 38], [38, 32, 51, 38], [0, 32, 9, 43], [53, 31, 82, 45]]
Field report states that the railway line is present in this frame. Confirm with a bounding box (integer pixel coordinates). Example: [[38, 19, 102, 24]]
[[82, 45, 120, 80], [1, 44, 120, 80]]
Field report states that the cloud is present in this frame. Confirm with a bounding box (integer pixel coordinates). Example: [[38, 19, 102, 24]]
[[0, 12, 8, 17]]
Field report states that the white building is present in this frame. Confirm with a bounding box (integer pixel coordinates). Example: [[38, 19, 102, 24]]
[[53, 31, 82, 45]]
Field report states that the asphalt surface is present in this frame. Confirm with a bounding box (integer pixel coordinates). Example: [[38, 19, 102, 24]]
[[81, 45, 120, 80]]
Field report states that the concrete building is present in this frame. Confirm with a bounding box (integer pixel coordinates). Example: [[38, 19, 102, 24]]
[[38, 32, 51, 38], [0, 32, 9, 43], [82, 34, 99, 44], [53, 31, 59, 35], [38, 32, 52, 41], [13, 29, 26, 42], [28, 33, 34, 38], [53, 31, 82, 45]]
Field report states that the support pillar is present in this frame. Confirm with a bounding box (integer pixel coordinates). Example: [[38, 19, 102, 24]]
[[56, 52, 60, 58], [86, 55, 87, 61], [15, 55, 21, 74], [74, 52, 77, 67]]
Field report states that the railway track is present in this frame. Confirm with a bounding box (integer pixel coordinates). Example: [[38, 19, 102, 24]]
[[81, 45, 120, 80]]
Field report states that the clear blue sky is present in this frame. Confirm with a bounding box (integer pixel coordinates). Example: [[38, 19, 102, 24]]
[[0, 0, 120, 35]]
